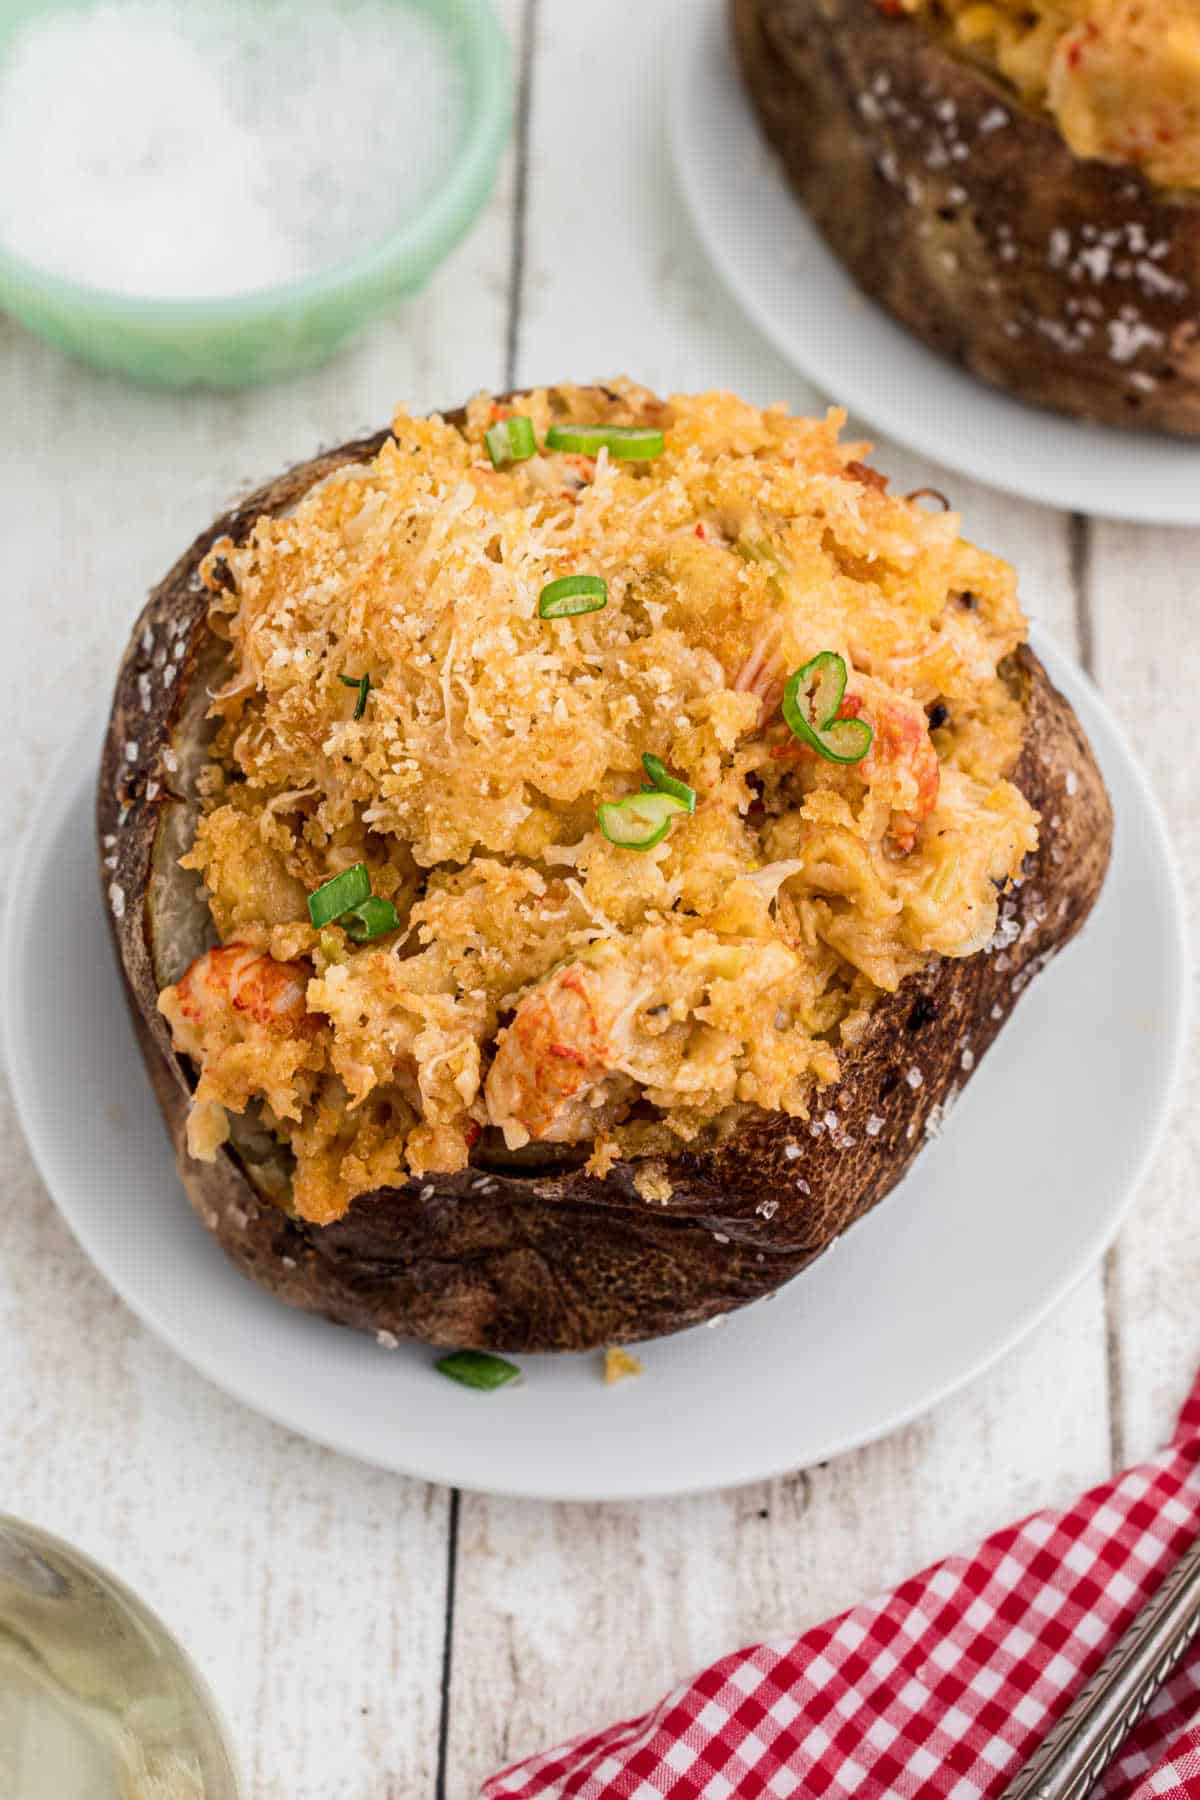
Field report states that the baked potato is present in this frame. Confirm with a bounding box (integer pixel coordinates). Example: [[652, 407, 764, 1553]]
[[98, 384, 1112, 1353], [732, 0, 1200, 434]]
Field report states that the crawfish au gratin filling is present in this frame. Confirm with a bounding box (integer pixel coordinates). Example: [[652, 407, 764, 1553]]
[[881, 0, 1200, 190], [158, 385, 1038, 1225]]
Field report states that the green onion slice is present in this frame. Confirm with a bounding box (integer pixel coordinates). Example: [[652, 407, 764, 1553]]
[[538, 574, 608, 619], [307, 862, 372, 928], [781, 652, 873, 766], [485, 415, 537, 468], [342, 895, 400, 942], [544, 423, 665, 461], [338, 670, 372, 720], [641, 752, 696, 812], [435, 1350, 521, 1392], [597, 789, 689, 851], [734, 536, 780, 571]]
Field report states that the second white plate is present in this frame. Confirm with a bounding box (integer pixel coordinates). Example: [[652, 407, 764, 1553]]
[[669, 0, 1200, 526], [3, 632, 1188, 1498]]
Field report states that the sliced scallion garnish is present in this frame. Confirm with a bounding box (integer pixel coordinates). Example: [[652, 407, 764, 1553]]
[[307, 863, 372, 928], [544, 424, 665, 461], [485, 415, 537, 468], [538, 574, 608, 619], [781, 652, 873, 766], [597, 789, 689, 851], [338, 670, 372, 720], [641, 752, 696, 812], [435, 1350, 521, 1391], [342, 895, 400, 942]]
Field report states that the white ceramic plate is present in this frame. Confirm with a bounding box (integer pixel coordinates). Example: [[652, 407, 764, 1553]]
[[669, 0, 1200, 527], [3, 634, 1188, 1500]]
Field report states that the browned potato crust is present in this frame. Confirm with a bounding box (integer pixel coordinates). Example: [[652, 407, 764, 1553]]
[[98, 409, 1112, 1352], [732, 0, 1200, 434]]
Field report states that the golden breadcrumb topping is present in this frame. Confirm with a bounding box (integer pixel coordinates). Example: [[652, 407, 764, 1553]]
[[891, 0, 1200, 188], [604, 1348, 644, 1385], [158, 384, 1037, 1223]]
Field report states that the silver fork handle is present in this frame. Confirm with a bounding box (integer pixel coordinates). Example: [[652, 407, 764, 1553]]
[[1000, 1527, 1200, 1800]]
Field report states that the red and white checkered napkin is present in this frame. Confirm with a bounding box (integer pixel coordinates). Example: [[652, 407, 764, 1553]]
[[482, 1371, 1200, 1800]]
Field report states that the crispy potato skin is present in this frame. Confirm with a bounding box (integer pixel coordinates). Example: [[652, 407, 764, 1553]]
[[98, 412, 1112, 1353], [732, 0, 1200, 435]]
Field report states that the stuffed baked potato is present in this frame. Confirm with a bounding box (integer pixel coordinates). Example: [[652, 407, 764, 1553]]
[[99, 384, 1111, 1352], [733, 0, 1200, 433]]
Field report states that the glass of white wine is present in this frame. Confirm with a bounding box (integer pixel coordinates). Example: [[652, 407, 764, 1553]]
[[0, 1515, 241, 1799]]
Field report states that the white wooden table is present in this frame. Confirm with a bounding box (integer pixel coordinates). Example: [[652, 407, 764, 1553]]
[[1, 5, 1196, 1795]]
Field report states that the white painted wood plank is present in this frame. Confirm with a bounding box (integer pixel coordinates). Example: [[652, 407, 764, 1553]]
[[446, 3, 1109, 1793], [1086, 522, 1200, 1464], [0, 2, 525, 1787]]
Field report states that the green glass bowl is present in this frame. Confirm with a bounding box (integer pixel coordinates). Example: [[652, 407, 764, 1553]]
[[0, 0, 512, 388]]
